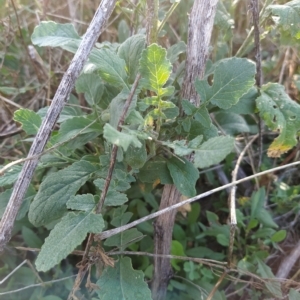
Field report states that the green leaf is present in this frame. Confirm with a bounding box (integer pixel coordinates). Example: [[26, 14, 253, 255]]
[[75, 73, 104, 106], [181, 99, 196, 115], [94, 179, 128, 206], [118, 19, 130, 43], [289, 289, 300, 300], [195, 57, 256, 109], [138, 157, 173, 184], [0, 165, 22, 187], [194, 106, 211, 127], [167, 41, 186, 64], [14, 109, 42, 135], [271, 230, 287, 243], [256, 258, 283, 298], [162, 136, 203, 156], [214, 1, 234, 32], [28, 161, 98, 226], [188, 121, 218, 141], [104, 228, 144, 249], [0, 185, 36, 220], [216, 234, 229, 246], [103, 123, 142, 151], [56, 115, 102, 148], [109, 89, 137, 128], [35, 211, 104, 272], [96, 257, 152, 300], [118, 34, 146, 83], [214, 112, 250, 135], [90, 48, 128, 89], [250, 188, 278, 228], [66, 194, 96, 212], [171, 240, 185, 271], [139, 43, 172, 95], [225, 87, 257, 114], [22, 226, 43, 248], [124, 140, 147, 169], [267, 1, 300, 38], [31, 21, 80, 47], [193, 136, 234, 168], [256, 83, 300, 157], [167, 157, 199, 197]]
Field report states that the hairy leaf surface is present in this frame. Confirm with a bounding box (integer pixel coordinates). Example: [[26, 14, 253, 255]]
[[167, 157, 199, 197], [35, 211, 104, 272], [96, 257, 152, 300], [29, 161, 98, 226]]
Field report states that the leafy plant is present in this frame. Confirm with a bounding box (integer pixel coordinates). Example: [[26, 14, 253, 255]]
[[1, 0, 300, 299]]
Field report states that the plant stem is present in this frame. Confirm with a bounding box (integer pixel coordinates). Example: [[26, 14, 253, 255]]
[[146, 0, 159, 44]]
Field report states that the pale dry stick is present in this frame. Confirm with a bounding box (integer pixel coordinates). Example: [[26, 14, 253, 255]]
[[0, 260, 27, 285], [0, 95, 23, 109], [0, 0, 118, 252], [276, 240, 300, 280], [279, 48, 291, 85], [228, 134, 259, 266], [157, 1, 180, 33], [0, 275, 76, 296], [96, 160, 300, 241], [0, 119, 98, 176]]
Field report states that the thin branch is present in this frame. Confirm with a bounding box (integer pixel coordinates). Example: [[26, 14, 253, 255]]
[[0, 260, 27, 285], [228, 135, 258, 262], [0, 275, 76, 296], [157, 1, 180, 33], [96, 160, 300, 241], [0, 0, 118, 252], [251, 0, 263, 169]]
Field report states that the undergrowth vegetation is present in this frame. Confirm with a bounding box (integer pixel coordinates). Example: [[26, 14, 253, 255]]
[[1, 0, 300, 299]]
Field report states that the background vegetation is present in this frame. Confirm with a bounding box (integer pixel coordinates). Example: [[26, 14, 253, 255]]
[[1, 0, 300, 299]]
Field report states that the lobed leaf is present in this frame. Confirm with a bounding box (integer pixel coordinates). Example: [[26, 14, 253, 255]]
[[195, 57, 256, 109], [139, 43, 172, 95], [267, 1, 300, 38], [256, 83, 300, 157]]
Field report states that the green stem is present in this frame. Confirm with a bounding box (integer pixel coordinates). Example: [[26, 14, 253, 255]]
[[235, 0, 274, 57], [158, 1, 181, 34]]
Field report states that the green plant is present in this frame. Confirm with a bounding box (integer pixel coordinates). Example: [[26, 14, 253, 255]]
[[1, 0, 300, 299]]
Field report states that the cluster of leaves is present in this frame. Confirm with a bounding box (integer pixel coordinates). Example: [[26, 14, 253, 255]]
[[1, 0, 300, 299]]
